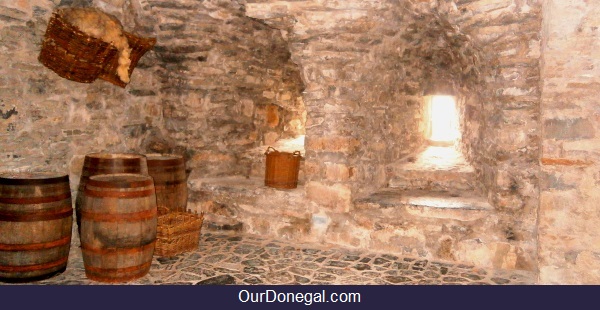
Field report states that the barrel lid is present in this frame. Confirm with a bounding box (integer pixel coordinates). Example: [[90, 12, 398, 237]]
[[85, 152, 146, 160], [84, 152, 147, 167], [87, 173, 153, 188], [145, 153, 184, 165], [146, 153, 183, 160], [0, 171, 69, 185]]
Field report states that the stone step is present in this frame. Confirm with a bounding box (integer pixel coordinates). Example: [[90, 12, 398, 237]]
[[388, 168, 478, 191], [386, 146, 479, 192], [186, 176, 319, 239], [347, 189, 531, 270], [187, 176, 530, 271], [354, 189, 493, 221]]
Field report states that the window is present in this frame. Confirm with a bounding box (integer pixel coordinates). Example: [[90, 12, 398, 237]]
[[426, 95, 459, 145]]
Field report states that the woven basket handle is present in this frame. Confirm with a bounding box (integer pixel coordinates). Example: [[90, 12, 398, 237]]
[[157, 206, 170, 216], [292, 151, 302, 157], [265, 146, 277, 155]]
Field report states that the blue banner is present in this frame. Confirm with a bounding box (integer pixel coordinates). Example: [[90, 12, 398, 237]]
[[0, 284, 592, 310]]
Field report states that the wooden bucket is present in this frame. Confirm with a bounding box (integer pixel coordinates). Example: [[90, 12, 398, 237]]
[[0, 172, 73, 282], [76, 152, 148, 234], [146, 154, 187, 214], [80, 173, 156, 283], [264, 147, 302, 189]]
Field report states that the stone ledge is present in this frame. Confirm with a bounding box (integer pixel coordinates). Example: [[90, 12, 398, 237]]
[[344, 190, 532, 270], [388, 170, 477, 191], [187, 175, 318, 240], [186, 176, 531, 271], [355, 189, 493, 221], [188, 176, 307, 204], [386, 146, 479, 192]]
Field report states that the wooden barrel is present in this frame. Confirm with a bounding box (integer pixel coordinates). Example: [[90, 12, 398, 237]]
[[76, 152, 148, 234], [80, 173, 156, 283], [146, 154, 187, 213], [0, 172, 73, 283]]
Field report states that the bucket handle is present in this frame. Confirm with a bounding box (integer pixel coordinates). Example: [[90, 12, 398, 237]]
[[265, 147, 302, 157], [265, 146, 277, 155]]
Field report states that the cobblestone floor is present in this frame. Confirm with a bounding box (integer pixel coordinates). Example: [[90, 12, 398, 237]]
[[2, 231, 537, 285]]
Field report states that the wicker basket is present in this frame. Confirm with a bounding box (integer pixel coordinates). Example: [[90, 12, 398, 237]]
[[155, 210, 204, 257], [38, 8, 156, 87], [38, 9, 117, 83], [264, 146, 302, 189], [99, 32, 156, 88]]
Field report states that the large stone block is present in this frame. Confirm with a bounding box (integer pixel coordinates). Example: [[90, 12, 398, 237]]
[[540, 171, 577, 191], [305, 136, 359, 153], [574, 251, 600, 283], [266, 104, 280, 127], [455, 240, 533, 270], [325, 162, 351, 182], [306, 181, 352, 212], [544, 118, 595, 140]]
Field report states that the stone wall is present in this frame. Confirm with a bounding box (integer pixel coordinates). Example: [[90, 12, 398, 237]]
[[0, 0, 161, 191], [539, 0, 600, 284], [247, 0, 483, 206], [4, 0, 600, 284], [149, 0, 305, 178], [0, 0, 305, 187], [448, 0, 542, 272], [243, 0, 530, 269], [246, 1, 541, 267], [286, 1, 425, 206]]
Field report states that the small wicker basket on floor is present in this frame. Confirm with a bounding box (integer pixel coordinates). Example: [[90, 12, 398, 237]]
[[155, 209, 204, 257]]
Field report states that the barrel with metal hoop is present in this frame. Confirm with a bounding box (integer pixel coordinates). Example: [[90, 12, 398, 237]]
[[79, 173, 156, 283], [76, 152, 148, 234], [0, 172, 73, 282], [146, 153, 187, 214]]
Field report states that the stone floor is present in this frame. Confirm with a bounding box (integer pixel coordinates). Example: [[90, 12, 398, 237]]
[[2, 230, 537, 285]]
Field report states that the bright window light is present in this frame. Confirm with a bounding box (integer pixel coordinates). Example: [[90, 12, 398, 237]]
[[429, 95, 459, 143]]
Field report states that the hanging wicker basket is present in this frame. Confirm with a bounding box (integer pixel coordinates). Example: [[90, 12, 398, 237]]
[[38, 8, 156, 87], [98, 31, 156, 88], [38, 9, 116, 83]]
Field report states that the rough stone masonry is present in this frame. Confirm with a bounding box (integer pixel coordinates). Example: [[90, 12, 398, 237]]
[[1, 0, 600, 284]]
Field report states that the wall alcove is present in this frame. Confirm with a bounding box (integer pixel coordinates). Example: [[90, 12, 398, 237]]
[[191, 0, 542, 272]]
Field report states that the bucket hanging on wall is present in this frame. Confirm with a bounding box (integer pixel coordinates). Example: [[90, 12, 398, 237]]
[[264, 147, 302, 189]]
